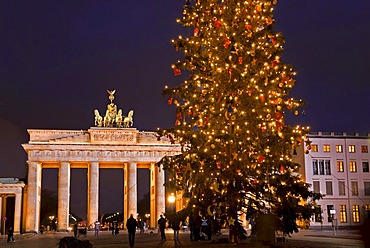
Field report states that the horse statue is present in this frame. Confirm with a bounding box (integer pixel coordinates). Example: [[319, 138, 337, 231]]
[[94, 109, 103, 127], [103, 102, 117, 127], [116, 109, 123, 128], [123, 110, 134, 128]]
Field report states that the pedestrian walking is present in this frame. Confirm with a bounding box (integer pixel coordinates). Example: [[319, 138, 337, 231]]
[[158, 215, 167, 240], [7, 227, 15, 242], [94, 220, 100, 236], [126, 214, 138, 248], [172, 213, 181, 240], [73, 223, 78, 238]]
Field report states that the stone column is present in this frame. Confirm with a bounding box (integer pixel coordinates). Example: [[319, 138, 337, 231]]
[[124, 162, 137, 223], [14, 192, 22, 233], [25, 161, 42, 233], [88, 162, 99, 226], [58, 162, 70, 231], [0, 196, 2, 234], [149, 163, 165, 228], [156, 164, 165, 222]]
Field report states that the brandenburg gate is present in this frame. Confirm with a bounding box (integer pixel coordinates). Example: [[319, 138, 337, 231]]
[[22, 91, 180, 232]]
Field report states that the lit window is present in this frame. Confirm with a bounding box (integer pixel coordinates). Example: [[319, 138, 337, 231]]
[[325, 160, 331, 175], [348, 145, 355, 153], [353, 205, 360, 223], [336, 145, 343, 153], [313, 160, 318, 175], [337, 161, 344, 172], [323, 145, 330, 153], [313, 205, 322, 223], [363, 162, 369, 173], [351, 181, 358, 196], [327, 205, 334, 222], [338, 181, 346, 196], [339, 205, 347, 223], [326, 181, 333, 196], [311, 144, 318, 152], [365, 182, 370, 196], [350, 161, 357, 172], [362, 145, 368, 153], [365, 205, 370, 218]]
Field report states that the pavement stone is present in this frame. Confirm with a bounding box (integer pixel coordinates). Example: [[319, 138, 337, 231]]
[[0, 228, 365, 248]]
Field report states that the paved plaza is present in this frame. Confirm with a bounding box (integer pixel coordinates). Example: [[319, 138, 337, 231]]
[[0, 229, 365, 248]]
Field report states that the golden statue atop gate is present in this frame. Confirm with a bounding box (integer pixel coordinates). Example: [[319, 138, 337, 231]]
[[94, 90, 134, 128]]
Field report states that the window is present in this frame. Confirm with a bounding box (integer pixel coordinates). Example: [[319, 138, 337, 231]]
[[363, 162, 369, 173], [365, 205, 370, 218], [353, 205, 360, 223], [348, 145, 355, 153], [313, 205, 322, 223], [327, 205, 334, 222], [325, 181, 333, 195], [313, 181, 320, 194], [325, 160, 331, 175], [323, 145, 330, 152], [336, 145, 343, 153], [351, 181, 358, 196], [311, 144, 318, 152], [313, 160, 318, 175], [350, 161, 357, 172], [337, 161, 344, 172], [319, 160, 325, 175], [338, 180, 346, 196], [362, 145, 368, 153], [340, 205, 347, 223], [365, 182, 370, 196]]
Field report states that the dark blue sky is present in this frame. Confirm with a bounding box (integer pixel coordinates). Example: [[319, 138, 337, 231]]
[[1, 1, 370, 217]]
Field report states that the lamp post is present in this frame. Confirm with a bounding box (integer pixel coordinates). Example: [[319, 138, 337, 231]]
[[168, 193, 176, 212], [49, 216, 55, 232]]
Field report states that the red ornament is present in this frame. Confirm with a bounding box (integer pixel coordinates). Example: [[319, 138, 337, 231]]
[[271, 37, 277, 45], [188, 109, 193, 116], [261, 124, 267, 133], [271, 59, 280, 67], [173, 67, 181, 76], [253, 179, 259, 184], [223, 39, 231, 49], [194, 28, 199, 36], [279, 165, 285, 173], [168, 97, 173, 105], [259, 94, 265, 102], [257, 155, 265, 163], [214, 19, 222, 29], [245, 24, 252, 30], [216, 161, 221, 169], [238, 57, 243, 64], [175, 119, 181, 126], [274, 112, 283, 120], [177, 112, 182, 119]]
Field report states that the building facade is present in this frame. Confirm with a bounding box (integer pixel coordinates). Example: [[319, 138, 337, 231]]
[[304, 132, 370, 228]]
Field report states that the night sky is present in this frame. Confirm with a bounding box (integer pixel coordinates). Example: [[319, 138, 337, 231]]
[[1, 1, 370, 218]]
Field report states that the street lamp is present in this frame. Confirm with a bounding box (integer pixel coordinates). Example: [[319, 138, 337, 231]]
[[49, 216, 55, 232], [168, 193, 176, 213]]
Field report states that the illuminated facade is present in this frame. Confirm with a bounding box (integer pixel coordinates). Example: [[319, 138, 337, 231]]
[[303, 132, 370, 228], [22, 128, 180, 232]]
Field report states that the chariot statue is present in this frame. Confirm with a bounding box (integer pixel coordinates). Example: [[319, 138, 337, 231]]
[[94, 89, 134, 128]]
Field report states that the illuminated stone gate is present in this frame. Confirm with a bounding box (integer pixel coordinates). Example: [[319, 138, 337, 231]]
[[22, 128, 180, 232]]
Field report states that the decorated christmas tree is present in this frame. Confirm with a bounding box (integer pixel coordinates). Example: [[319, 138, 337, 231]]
[[157, 0, 320, 238]]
